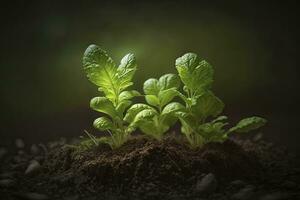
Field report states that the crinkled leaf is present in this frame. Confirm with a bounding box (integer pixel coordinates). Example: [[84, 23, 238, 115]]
[[229, 116, 267, 133], [119, 53, 137, 69], [199, 122, 227, 136], [98, 136, 113, 146], [144, 74, 180, 108], [161, 102, 185, 116], [83, 45, 116, 86], [90, 97, 118, 118], [83, 45, 118, 103], [211, 115, 228, 123], [124, 103, 155, 123], [158, 88, 178, 107], [158, 74, 180, 90], [145, 95, 160, 107], [83, 45, 137, 104], [143, 78, 159, 95], [176, 112, 204, 147], [119, 90, 140, 102], [191, 91, 224, 119], [192, 61, 214, 92], [176, 53, 213, 94], [198, 121, 228, 142], [175, 90, 194, 107], [93, 117, 114, 131], [175, 53, 200, 71], [116, 100, 132, 114], [138, 121, 155, 135], [140, 122, 169, 139], [116, 90, 140, 114], [117, 53, 137, 91], [132, 109, 157, 126], [161, 102, 185, 126], [176, 112, 198, 132]]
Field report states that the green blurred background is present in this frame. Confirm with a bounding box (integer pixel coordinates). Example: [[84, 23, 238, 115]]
[[1, 0, 299, 151]]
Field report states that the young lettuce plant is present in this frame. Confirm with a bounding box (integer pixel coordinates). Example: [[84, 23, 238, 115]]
[[175, 53, 267, 148], [124, 74, 184, 140], [82, 44, 140, 149]]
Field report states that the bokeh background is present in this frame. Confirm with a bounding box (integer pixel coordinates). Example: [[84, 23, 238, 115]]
[[1, 0, 299, 152]]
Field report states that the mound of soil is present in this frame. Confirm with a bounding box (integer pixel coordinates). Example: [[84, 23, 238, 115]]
[[0, 135, 299, 200]]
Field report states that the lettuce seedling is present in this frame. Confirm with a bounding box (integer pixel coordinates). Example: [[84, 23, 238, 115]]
[[83, 44, 140, 149], [175, 53, 267, 148], [124, 74, 184, 140]]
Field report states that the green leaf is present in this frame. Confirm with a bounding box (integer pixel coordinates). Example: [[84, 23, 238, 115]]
[[177, 111, 204, 147], [90, 97, 118, 118], [83, 45, 137, 104], [143, 74, 180, 108], [98, 136, 113, 147], [176, 53, 213, 94], [83, 45, 116, 86], [117, 90, 140, 114], [132, 109, 157, 126], [93, 117, 114, 131], [161, 102, 185, 126], [119, 53, 137, 69], [116, 100, 132, 114], [199, 122, 227, 136], [145, 95, 160, 107], [211, 115, 228, 123], [117, 53, 137, 91], [138, 121, 154, 135], [124, 103, 155, 123], [83, 45, 118, 103], [83, 45, 139, 149], [192, 61, 214, 92], [174, 90, 190, 105], [140, 120, 169, 140], [158, 74, 180, 90], [198, 121, 228, 143], [143, 78, 159, 95], [119, 90, 140, 102], [158, 88, 178, 107], [161, 102, 185, 116], [176, 112, 198, 132], [191, 91, 224, 119], [229, 116, 267, 133], [175, 53, 200, 71]]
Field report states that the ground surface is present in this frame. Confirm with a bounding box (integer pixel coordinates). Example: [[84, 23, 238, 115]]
[[0, 134, 299, 200]]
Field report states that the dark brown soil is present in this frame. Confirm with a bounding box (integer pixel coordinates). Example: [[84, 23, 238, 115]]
[[0, 135, 299, 200]]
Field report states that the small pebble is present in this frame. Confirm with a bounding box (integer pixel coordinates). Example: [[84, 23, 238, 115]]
[[31, 144, 40, 155], [25, 160, 41, 175], [0, 179, 15, 187], [15, 138, 25, 148], [195, 173, 218, 194], [231, 185, 255, 200]]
